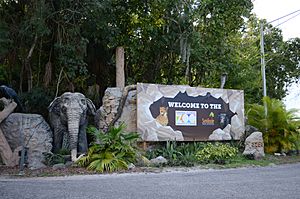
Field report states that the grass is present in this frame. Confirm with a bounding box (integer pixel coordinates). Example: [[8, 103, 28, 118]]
[[195, 154, 300, 169]]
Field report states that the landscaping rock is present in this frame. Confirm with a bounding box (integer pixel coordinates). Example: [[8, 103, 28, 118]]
[[95, 87, 122, 131], [128, 163, 135, 170], [136, 155, 151, 167], [150, 156, 168, 165], [242, 125, 259, 141], [208, 128, 231, 140], [115, 89, 137, 133], [95, 86, 137, 133], [243, 131, 265, 160], [0, 113, 53, 169], [65, 161, 74, 167], [52, 163, 66, 170]]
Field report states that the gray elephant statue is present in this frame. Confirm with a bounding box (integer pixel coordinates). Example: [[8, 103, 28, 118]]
[[48, 92, 96, 162]]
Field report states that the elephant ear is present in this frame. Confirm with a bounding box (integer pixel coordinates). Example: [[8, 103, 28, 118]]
[[86, 98, 96, 115], [48, 97, 61, 114]]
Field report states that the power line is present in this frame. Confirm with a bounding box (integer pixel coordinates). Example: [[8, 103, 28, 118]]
[[274, 11, 300, 28], [268, 9, 300, 24]]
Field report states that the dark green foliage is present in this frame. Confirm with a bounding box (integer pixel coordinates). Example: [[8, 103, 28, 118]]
[[20, 87, 54, 117], [0, 0, 299, 117], [147, 141, 239, 166], [196, 143, 238, 164], [0, 64, 8, 83], [247, 97, 300, 153], [77, 125, 139, 172], [43, 148, 70, 166], [146, 141, 206, 167], [43, 152, 65, 166], [57, 148, 70, 156]]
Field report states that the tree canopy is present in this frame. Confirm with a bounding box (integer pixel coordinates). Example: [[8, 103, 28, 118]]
[[0, 0, 299, 113]]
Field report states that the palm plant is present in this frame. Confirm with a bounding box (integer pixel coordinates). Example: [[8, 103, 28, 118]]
[[77, 124, 139, 172], [247, 97, 300, 153]]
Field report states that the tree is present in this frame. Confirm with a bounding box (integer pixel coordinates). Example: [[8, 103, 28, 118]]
[[1, 0, 299, 116], [247, 97, 300, 153], [225, 15, 300, 103]]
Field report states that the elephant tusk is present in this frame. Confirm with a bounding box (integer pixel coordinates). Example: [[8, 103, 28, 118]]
[[71, 149, 86, 162], [75, 154, 86, 162]]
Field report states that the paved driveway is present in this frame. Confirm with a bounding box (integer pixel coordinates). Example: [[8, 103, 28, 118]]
[[1, 163, 300, 199]]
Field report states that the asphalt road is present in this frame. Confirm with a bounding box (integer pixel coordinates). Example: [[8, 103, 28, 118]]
[[1, 163, 300, 199]]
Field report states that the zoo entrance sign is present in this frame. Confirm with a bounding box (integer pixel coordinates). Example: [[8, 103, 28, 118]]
[[137, 83, 245, 141]]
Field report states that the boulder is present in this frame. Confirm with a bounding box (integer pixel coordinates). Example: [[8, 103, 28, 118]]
[[52, 163, 66, 170], [241, 125, 259, 142], [127, 163, 136, 170], [208, 128, 232, 140], [150, 156, 168, 165], [0, 113, 53, 169], [95, 86, 137, 133], [95, 87, 122, 131], [115, 89, 137, 133], [243, 131, 265, 159]]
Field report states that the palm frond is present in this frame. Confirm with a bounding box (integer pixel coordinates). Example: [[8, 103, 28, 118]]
[[247, 96, 300, 153], [77, 125, 138, 172]]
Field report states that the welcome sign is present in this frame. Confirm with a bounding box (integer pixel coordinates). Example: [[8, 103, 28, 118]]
[[137, 83, 244, 141]]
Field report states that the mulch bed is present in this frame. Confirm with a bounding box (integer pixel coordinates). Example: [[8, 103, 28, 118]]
[[0, 165, 97, 177], [0, 165, 151, 178]]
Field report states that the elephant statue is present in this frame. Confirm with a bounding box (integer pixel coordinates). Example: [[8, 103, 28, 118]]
[[48, 92, 96, 162]]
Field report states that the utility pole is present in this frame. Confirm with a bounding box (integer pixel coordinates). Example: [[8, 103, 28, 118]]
[[258, 9, 300, 118], [260, 21, 267, 117]]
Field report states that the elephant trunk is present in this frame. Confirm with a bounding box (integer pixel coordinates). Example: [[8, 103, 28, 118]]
[[67, 110, 81, 162]]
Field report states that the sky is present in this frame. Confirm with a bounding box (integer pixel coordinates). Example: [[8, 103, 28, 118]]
[[252, 0, 300, 112]]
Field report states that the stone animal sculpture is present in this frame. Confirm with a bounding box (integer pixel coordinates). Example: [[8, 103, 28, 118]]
[[155, 106, 168, 126], [48, 92, 96, 162], [0, 85, 24, 112]]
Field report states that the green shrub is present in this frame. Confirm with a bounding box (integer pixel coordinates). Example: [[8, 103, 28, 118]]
[[196, 143, 238, 164], [77, 124, 139, 172], [20, 87, 54, 117], [43, 152, 65, 166], [146, 141, 206, 167], [146, 141, 181, 166], [247, 97, 300, 153]]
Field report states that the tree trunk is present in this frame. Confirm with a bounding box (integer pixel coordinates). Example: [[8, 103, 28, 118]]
[[20, 34, 38, 92], [116, 47, 125, 89], [185, 43, 191, 84]]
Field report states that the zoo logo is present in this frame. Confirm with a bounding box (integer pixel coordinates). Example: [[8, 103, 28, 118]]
[[201, 112, 215, 126]]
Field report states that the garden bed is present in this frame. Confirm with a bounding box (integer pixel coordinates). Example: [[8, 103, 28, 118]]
[[1, 155, 300, 178]]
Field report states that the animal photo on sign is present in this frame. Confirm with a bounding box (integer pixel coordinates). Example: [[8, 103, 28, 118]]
[[155, 106, 169, 126]]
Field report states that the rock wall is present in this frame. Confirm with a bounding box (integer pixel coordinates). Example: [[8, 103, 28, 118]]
[[0, 113, 53, 169], [96, 86, 137, 133]]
